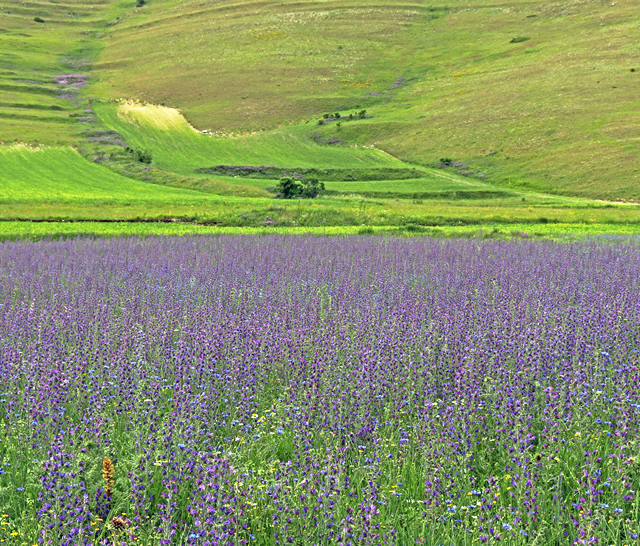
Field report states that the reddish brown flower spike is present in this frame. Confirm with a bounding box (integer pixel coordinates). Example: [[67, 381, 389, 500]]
[[102, 457, 115, 497]]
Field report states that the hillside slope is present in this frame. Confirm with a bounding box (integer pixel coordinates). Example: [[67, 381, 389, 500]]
[[90, 0, 640, 200], [0, 0, 126, 143]]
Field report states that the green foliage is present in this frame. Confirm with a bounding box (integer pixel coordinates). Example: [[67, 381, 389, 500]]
[[510, 36, 531, 43], [357, 226, 375, 234], [125, 146, 152, 164], [274, 177, 301, 199], [300, 177, 325, 198], [402, 223, 428, 232], [33, 16, 45, 23], [274, 177, 325, 199]]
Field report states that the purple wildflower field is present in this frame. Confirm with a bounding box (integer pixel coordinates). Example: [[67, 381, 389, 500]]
[[0, 236, 639, 545]]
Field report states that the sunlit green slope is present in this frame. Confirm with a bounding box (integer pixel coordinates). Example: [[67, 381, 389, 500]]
[[0, 144, 222, 203], [95, 101, 401, 171]]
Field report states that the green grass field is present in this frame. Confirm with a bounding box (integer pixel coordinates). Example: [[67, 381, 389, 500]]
[[91, 100, 526, 200], [2, 127, 640, 229], [94, 101, 401, 171], [0, 144, 226, 202], [3, 97, 640, 232], [2, 221, 640, 243]]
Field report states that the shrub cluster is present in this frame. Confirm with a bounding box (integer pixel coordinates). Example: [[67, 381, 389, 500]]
[[125, 146, 152, 164], [273, 177, 325, 199], [317, 109, 367, 126]]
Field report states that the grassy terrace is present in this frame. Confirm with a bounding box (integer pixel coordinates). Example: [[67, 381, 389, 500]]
[[0, 0, 126, 143]]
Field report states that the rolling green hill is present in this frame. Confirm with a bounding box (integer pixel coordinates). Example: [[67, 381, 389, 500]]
[[1, 0, 639, 236], [89, 0, 640, 200]]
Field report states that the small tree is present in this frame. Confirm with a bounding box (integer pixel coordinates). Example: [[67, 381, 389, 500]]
[[300, 178, 325, 198], [275, 177, 302, 199], [274, 177, 324, 199]]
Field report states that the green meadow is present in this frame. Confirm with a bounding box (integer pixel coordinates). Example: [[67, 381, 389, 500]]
[[0, 144, 224, 202], [2, 221, 640, 243], [94, 101, 400, 171]]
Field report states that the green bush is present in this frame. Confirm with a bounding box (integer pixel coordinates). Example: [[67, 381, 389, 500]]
[[274, 177, 300, 199], [403, 224, 427, 232], [274, 177, 325, 199], [300, 177, 325, 198], [125, 147, 152, 164]]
